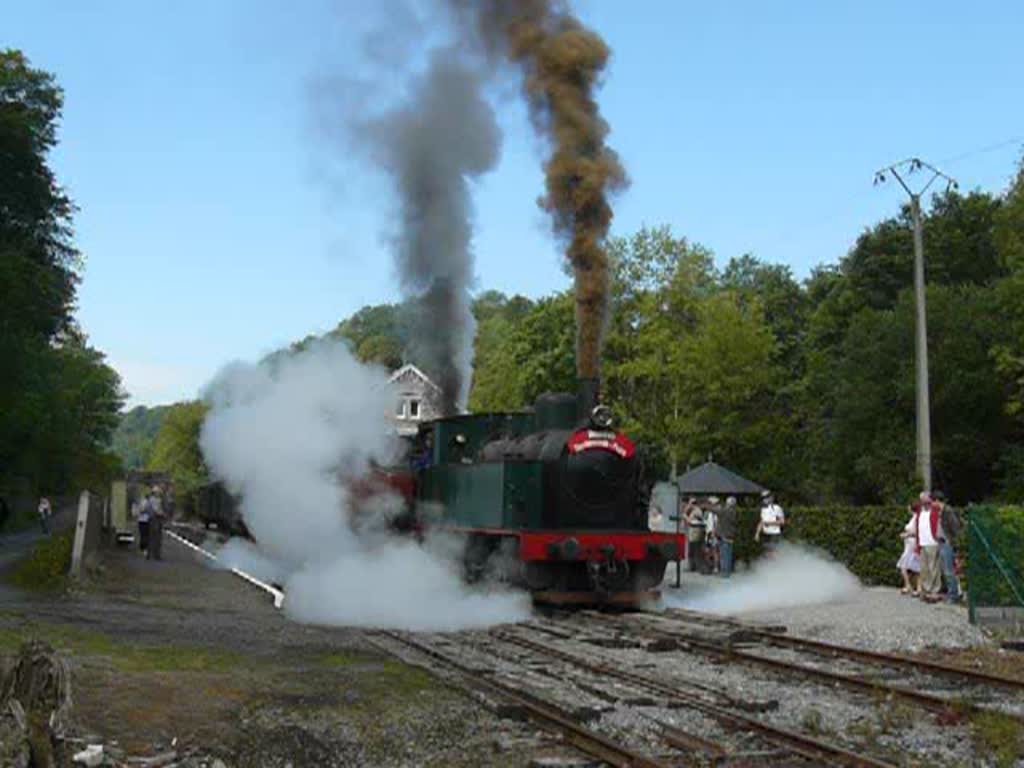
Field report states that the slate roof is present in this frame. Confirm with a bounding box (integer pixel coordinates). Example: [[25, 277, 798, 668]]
[[387, 363, 441, 391], [676, 461, 766, 496]]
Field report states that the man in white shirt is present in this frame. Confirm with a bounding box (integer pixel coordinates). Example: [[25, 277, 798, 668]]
[[146, 488, 165, 561], [37, 497, 53, 534], [136, 492, 151, 553], [915, 492, 943, 601], [755, 491, 785, 554]]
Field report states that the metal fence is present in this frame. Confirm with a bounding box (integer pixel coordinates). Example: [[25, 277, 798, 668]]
[[967, 505, 1024, 628]]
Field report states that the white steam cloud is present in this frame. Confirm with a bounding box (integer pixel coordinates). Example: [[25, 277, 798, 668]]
[[199, 340, 530, 631], [668, 543, 862, 614]]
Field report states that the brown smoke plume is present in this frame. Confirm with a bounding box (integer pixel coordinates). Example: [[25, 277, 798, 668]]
[[448, 0, 627, 379]]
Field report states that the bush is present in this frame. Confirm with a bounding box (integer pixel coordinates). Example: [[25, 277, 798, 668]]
[[732, 505, 908, 586], [10, 532, 73, 591]]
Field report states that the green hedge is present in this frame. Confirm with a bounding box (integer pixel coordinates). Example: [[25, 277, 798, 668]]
[[730, 505, 908, 586]]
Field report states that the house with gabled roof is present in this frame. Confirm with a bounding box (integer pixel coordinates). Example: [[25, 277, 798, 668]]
[[388, 363, 442, 436]]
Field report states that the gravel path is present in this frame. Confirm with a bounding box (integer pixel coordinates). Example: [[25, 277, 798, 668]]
[[661, 551, 986, 652], [733, 586, 985, 652]]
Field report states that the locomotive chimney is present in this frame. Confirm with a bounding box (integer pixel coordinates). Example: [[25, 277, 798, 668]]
[[577, 378, 600, 424]]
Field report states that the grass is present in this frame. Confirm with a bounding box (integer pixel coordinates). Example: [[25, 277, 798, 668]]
[[877, 699, 916, 734], [801, 707, 826, 736], [971, 710, 1024, 768], [317, 652, 434, 698], [9, 531, 73, 591], [318, 651, 373, 668], [3, 504, 44, 534], [0, 621, 244, 674], [369, 660, 434, 696]]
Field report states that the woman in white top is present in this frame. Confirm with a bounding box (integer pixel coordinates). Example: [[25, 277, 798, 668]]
[[897, 513, 922, 595]]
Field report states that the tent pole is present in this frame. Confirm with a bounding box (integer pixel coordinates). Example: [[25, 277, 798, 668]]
[[675, 498, 682, 588]]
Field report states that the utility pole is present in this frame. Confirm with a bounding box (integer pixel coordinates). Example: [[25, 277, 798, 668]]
[[874, 158, 958, 492]]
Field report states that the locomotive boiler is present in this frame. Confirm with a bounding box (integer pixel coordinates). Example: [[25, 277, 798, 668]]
[[396, 380, 686, 605]]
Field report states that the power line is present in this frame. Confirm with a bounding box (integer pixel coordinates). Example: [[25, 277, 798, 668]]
[[940, 136, 1024, 167], [738, 139, 1019, 272]]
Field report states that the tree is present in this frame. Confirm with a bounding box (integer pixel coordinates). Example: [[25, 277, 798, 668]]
[[112, 405, 171, 470], [468, 291, 537, 411], [0, 51, 124, 495], [600, 227, 787, 483], [807, 284, 1012, 503], [470, 292, 575, 411], [991, 158, 1024, 497], [721, 255, 808, 375], [147, 401, 210, 504], [603, 228, 714, 475]]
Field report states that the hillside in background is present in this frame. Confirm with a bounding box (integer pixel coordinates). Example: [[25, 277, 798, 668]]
[[111, 405, 171, 470]]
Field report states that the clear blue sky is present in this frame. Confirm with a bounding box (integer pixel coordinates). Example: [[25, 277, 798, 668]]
[[7, 1, 1022, 406]]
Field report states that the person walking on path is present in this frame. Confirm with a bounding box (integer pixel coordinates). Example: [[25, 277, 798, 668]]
[[703, 497, 720, 575], [934, 491, 962, 604], [755, 491, 785, 554], [684, 498, 706, 574], [136, 492, 151, 554], [717, 497, 738, 577], [915, 492, 943, 602], [897, 510, 922, 595], [146, 487, 165, 561], [37, 496, 52, 535]]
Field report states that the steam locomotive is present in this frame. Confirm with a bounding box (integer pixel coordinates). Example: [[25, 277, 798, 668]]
[[379, 380, 686, 605]]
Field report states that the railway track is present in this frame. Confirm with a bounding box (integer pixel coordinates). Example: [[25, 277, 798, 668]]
[[500, 625, 899, 767], [367, 629, 676, 768], [611, 610, 1024, 722], [371, 625, 900, 768], [168, 528, 1018, 764], [664, 607, 1024, 693]]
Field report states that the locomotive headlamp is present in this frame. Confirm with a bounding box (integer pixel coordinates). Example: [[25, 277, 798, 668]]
[[454, 433, 467, 445], [590, 405, 613, 429]]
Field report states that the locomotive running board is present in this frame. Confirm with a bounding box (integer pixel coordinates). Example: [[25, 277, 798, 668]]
[[532, 589, 661, 608]]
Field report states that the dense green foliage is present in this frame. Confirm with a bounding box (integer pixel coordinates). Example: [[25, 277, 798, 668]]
[[0, 50, 124, 500], [146, 401, 209, 505], [967, 505, 1024, 609], [464, 165, 1024, 504], [111, 405, 170, 470], [256, 154, 1024, 506]]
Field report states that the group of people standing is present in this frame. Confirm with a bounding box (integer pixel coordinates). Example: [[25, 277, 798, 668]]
[[132, 486, 167, 560], [897, 490, 961, 603], [682, 490, 785, 577]]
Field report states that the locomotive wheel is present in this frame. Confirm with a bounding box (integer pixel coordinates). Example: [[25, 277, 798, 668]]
[[629, 558, 668, 591], [462, 534, 492, 583]]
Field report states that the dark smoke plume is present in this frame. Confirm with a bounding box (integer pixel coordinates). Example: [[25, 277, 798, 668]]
[[447, 0, 627, 380], [367, 49, 501, 414]]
